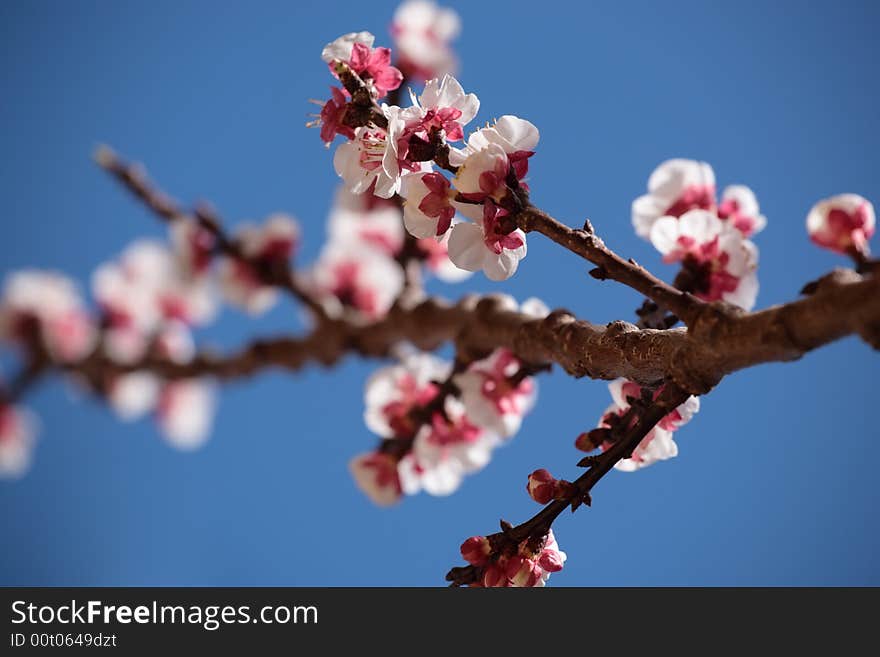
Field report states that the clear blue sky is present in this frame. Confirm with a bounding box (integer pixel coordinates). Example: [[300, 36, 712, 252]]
[[1, 0, 877, 586]]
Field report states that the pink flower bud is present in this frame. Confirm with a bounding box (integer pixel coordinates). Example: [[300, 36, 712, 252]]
[[526, 468, 558, 504], [807, 194, 875, 257], [537, 548, 565, 573], [575, 428, 610, 452], [460, 535, 491, 566]]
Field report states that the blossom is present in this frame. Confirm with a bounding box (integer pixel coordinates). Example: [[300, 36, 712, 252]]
[[391, 0, 460, 81], [446, 201, 527, 281], [328, 186, 404, 256], [408, 74, 479, 143], [608, 379, 700, 433], [718, 185, 766, 237], [650, 209, 759, 310], [156, 379, 215, 450], [308, 241, 404, 321], [318, 86, 355, 145], [0, 403, 37, 479], [219, 213, 300, 315], [108, 372, 160, 421], [451, 115, 539, 184], [440, 116, 538, 280], [596, 378, 700, 472], [401, 171, 467, 238], [806, 194, 875, 257], [455, 348, 536, 437], [0, 270, 96, 363], [333, 106, 429, 199], [349, 451, 402, 506], [462, 529, 566, 587], [398, 397, 499, 496], [94, 240, 217, 340], [460, 535, 491, 567], [598, 403, 678, 472], [170, 218, 216, 277], [632, 159, 716, 239], [363, 353, 449, 438], [321, 31, 402, 99]]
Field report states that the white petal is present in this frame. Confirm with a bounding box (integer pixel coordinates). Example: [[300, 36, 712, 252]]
[[648, 216, 681, 255], [447, 222, 487, 272]]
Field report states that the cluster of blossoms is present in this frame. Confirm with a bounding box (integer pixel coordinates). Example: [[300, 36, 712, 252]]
[[307, 183, 469, 322], [575, 379, 700, 472], [350, 296, 548, 505], [0, 209, 304, 473], [459, 529, 566, 587], [319, 18, 538, 282], [632, 159, 764, 311]]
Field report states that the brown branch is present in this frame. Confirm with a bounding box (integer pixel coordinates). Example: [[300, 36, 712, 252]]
[[34, 266, 875, 400], [94, 145, 326, 318], [446, 384, 690, 586], [517, 207, 703, 325]]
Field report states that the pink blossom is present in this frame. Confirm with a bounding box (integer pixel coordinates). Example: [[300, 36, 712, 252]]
[[806, 194, 875, 257], [717, 185, 766, 237], [333, 105, 430, 199], [608, 378, 700, 433], [391, 0, 460, 81], [328, 186, 404, 256], [455, 348, 536, 437], [650, 209, 759, 310], [319, 86, 355, 145], [600, 403, 678, 472], [308, 241, 404, 321], [398, 397, 499, 496], [0, 270, 96, 363], [596, 379, 699, 472], [632, 159, 716, 239], [349, 451, 403, 506], [446, 201, 527, 281], [363, 353, 450, 439], [407, 74, 479, 143], [170, 219, 216, 277], [0, 402, 37, 479], [94, 240, 217, 337], [526, 468, 558, 504], [156, 379, 215, 450], [460, 535, 491, 566], [452, 115, 539, 195], [219, 213, 300, 315], [474, 529, 567, 588], [321, 31, 402, 99], [401, 171, 458, 238]]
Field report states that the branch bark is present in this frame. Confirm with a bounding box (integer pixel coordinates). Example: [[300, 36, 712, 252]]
[[44, 266, 878, 398]]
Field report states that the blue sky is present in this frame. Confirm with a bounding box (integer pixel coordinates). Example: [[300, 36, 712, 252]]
[[1, 0, 878, 586]]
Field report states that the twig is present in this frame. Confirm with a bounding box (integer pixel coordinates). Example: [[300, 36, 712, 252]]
[[445, 384, 689, 586]]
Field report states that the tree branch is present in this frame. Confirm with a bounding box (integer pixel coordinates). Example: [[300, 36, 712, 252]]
[[27, 265, 873, 399], [446, 383, 690, 586], [517, 207, 704, 325]]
